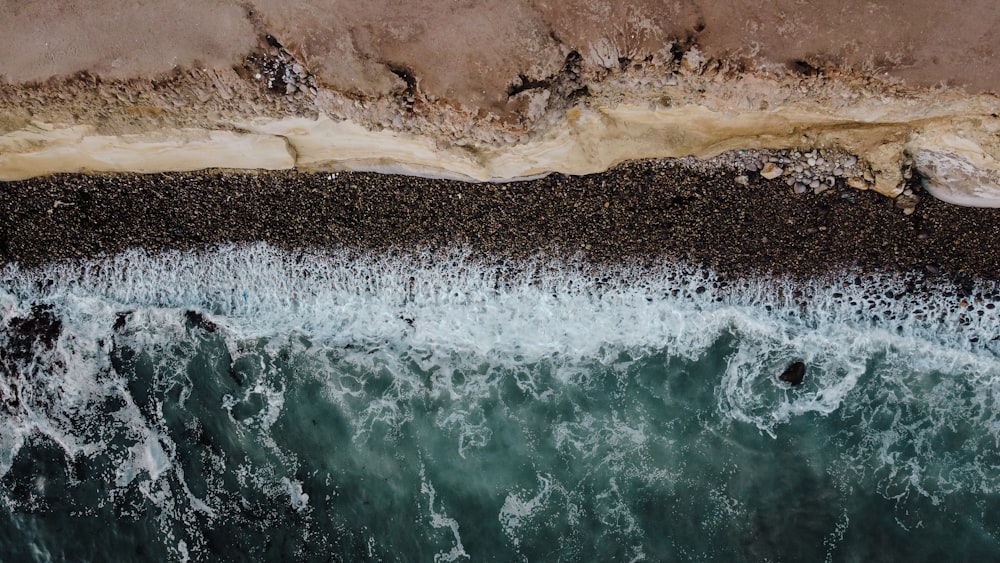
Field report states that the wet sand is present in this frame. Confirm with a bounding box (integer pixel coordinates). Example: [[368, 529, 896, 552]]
[[3, 161, 999, 284]]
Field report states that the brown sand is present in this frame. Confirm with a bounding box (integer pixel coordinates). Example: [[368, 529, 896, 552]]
[[2, 1, 998, 114]]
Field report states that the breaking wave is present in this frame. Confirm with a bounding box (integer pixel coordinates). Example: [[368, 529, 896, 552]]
[[1, 243, 998, 561]]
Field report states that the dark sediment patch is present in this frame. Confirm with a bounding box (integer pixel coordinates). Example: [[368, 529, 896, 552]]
[[0, 160, 999, 282]]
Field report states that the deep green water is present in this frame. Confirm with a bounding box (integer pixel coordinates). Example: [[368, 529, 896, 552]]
[[1, 245, 999, 562]]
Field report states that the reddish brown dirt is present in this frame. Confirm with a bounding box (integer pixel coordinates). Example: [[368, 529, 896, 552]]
[[1, 1, 998, 113]]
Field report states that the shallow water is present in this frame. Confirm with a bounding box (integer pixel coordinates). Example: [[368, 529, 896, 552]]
[[1, 244, 999, 562]]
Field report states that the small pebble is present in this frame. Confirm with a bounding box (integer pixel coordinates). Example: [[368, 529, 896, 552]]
[[760, 163, 783, 179]]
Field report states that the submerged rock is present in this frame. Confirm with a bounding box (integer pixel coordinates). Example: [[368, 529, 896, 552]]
[[1, 304, 64, 411], [5, 304, 62, 357], [184, 310, 218, 333], [779, 361, 806, 386], [113, 311, 132, 331]]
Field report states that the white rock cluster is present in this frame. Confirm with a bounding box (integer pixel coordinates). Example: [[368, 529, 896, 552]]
[[250, 52, 316, 96], [748, 149, 868, 195]]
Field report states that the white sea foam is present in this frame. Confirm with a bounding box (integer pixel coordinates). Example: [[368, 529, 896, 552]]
[[1, 243, 999, 553], [2, 243, 998, 440], [499, 473, 554, 549], [281, 477, 310, 512], [420, 464, 469, 562]]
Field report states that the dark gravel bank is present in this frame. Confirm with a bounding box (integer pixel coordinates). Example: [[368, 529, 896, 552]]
[[1, 160, 999, 282]]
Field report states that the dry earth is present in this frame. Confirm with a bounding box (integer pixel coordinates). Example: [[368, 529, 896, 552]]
[[4, 0, 999, 108], [2, 1, 1000, 206]]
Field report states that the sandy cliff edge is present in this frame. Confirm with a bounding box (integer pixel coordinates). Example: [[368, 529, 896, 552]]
[[3, 87, 1000, 208], [3, 0, 1000, 206]]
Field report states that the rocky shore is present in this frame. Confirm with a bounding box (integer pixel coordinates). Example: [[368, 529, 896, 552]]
[[2, 159, 999, 284]]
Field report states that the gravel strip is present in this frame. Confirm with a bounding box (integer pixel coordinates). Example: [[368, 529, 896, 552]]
[[1, 160, 999, 283]]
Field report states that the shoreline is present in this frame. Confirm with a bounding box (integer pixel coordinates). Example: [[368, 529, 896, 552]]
[[3, 160, 999, 284]]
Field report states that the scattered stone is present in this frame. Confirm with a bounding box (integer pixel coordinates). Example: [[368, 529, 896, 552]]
[[846, 177, 868, 190], [740, 148, 865, 194], [895, 194, 920, 214], [760, 163, 783, 179], [735, 175, 749, 186]]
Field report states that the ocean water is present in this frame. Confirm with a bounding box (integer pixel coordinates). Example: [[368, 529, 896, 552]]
[[1, 243, 999, 562]]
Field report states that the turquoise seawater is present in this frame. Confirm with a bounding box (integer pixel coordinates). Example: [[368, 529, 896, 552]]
[[1, 244, 999, 562]]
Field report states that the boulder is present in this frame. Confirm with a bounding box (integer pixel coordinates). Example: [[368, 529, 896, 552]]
[[779, 361, 806, 386]]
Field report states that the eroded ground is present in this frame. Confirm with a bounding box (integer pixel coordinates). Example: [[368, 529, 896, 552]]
[[2, 1, 1000, 205]]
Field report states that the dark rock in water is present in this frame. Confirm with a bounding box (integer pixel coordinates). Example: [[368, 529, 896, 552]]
[[113, 311, 132, 331], [184, 310, 218, 333], [1, 304, 63, 410], [779, 361, 806, 386], [5, 304, 62, 359]]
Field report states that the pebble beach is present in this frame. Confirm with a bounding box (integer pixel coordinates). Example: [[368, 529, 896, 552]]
[[3, 156, 998, 284]]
